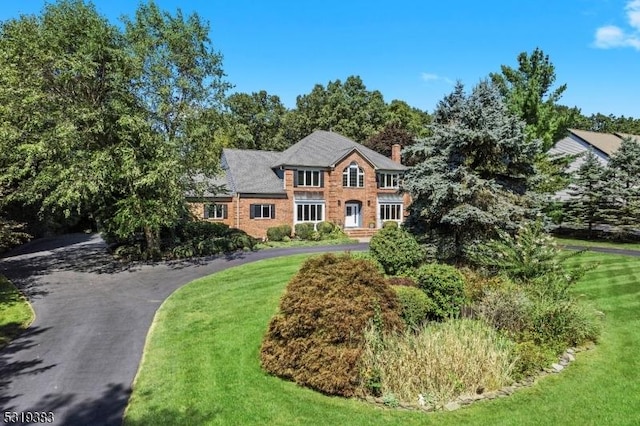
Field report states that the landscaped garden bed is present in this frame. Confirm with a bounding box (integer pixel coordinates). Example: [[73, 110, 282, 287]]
[[125, 248, 639, 425]]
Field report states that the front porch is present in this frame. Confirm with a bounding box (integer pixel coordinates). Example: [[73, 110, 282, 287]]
[[343, 227, 378, 239]]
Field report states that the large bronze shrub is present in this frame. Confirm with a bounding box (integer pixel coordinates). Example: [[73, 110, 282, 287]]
[[260, 253, 404, 397]]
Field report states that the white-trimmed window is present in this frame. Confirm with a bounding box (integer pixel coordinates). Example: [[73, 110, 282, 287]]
[[343, 162, 364, 187], [379, 203, 402, 222], [204, 203, 227, 219], [250, 204, 275, 219], [295, 170, 322, 187], [378, 172, 400, 189], [296, 202, 324, 222]]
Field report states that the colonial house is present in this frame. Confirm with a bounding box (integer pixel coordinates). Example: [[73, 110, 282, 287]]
[[549, 128, 640, 199], [187, 130, 410, 239]]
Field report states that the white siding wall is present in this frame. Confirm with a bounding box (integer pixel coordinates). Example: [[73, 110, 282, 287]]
[[548, 135, 609, 201], [549, 135, 609, 173]]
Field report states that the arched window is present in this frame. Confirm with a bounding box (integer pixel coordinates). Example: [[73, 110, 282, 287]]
[[342, 162, 364, 187]]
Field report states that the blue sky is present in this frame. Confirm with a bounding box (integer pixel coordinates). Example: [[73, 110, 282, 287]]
[[1, 0, 639, 117]]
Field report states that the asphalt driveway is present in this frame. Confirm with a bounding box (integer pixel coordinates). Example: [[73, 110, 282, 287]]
[[0, 234, 366, 426]]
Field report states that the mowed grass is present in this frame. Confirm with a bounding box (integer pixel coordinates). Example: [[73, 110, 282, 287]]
[[0, 275, 34, 348], [555, 236, 640, 251], [125, 251, 640, 425]]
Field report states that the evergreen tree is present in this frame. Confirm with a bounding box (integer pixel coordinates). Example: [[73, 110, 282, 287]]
[[565, 150, 606, 234], [604, 137, 640, 235], [404, 80, 539, 261], [490, 48, 574, 150]]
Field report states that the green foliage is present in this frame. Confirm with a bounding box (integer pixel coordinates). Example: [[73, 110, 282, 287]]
[[350, 252, 386, 275], [0, 1, 228, 256], [260, 253, 404, 397], [382, 221, 398, 229], [392, 285, 434, 329], [528, 297, 601, 348], [490, 48, 573, 150], [284, 76, 388, 143], [0, 218, 30, 254], [410, 263, 467, 321], [114, 220, 255, 260], [369, 226, 425, 275], [565, 151, 606, 232], [294, 222, 315, 240], [571, 112, 640, 134], [512, 341, 556, 380], [467, 220, 588, 297], [225, 90, 288, 150], [266, 224, 292, 242], [385, 276, 417, 287], [602, 137, 640, 235], [404, 80, 539, 262], [316, 221, 335, 235], [474, 285, 533, 337]]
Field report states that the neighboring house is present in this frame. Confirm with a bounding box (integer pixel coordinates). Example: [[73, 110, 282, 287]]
[[188, 130, 410, 239], [549, 128, 640, 200], [549, 128, 640, 172]]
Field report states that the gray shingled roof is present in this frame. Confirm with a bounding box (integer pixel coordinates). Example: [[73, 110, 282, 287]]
[[272, 130, 407, 171], [222, 148, 285, 194], [185, 172, 231, 198]]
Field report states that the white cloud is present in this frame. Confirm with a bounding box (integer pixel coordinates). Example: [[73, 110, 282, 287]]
[[420, 72, 453, 85], [594, 1, 640, 50], [627, 0, 640, 30]]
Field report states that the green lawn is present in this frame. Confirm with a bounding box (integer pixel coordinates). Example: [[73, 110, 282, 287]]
[[0, 275, 34, 348], [125, 252, 640, 425], [255, 237, 358, 250], [555, 236, 640, 252]]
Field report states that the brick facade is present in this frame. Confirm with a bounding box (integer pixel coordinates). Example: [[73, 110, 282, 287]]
[[188, 141, 409, 240]]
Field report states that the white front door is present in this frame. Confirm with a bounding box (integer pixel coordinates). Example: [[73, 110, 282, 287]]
[[345, 203, 360, 227]]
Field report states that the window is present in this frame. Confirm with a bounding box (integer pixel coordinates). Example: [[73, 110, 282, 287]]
[[342, 162, 364, 187], [380, 203, 402, 222], [204, 203, 227, 219], [250, 204, 275, 219], [378, 173, 400, 189], [296, 203, 324, 222], [296, 170, 322, 187]]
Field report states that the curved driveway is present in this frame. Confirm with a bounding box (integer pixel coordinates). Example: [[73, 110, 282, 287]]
[[0, 234, 367, 426]]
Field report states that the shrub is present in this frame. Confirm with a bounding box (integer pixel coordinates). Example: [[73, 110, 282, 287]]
[[382, 221, 398, 229], [351, 252, 385, 275], [180, 221, 230, 241], [529, 297, 601, 348], [512, 341, 556, 380], [466, 220, 588, 289], [359, 319, 515, 405], [411, 263, 467, 321], [385, 276, 417, 287], [316, 221, 335, 235], [392, 285, 434, 329], [474, 286, 533, 337], [260, 253, 404, 397], [266, 224, 292, 242], [460, 268, 511, 302], [369, 226, 425, 275], [294, 222, 315, 240]]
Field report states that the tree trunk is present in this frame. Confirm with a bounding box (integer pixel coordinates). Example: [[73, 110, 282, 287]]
[[144, 225, 161, 259]]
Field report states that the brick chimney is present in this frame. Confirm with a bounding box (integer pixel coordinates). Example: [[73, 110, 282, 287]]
[[391, 144, 402, 164]]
